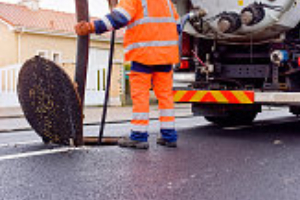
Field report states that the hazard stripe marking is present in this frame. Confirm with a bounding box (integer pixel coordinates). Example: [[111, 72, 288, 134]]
[[173, 90, 254, 104], [211, 91, 228, 103], [221, 91, 241, 104], [244, 91, 255, 102], [201, 92, 217, 102], [173, 91, 186, 102], [190, 91, 206, 102], [180, 90, 197, 102], [231, 91, 252, 104]]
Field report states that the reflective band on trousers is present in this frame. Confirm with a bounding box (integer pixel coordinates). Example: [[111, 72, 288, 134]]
[[114, 7, 132, 21], [132, 124, 148, 132], [160, 109, 174, 117], [127, 17, 176, 29], [125, 40, 178, 53], [132, 113, 149, 120], [161, 121, 175, 129]]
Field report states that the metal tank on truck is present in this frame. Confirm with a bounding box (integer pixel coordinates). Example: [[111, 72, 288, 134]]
[[172, 0, 300, 126]]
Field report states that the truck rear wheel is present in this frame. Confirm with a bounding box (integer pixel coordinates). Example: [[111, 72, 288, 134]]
[[204, 111, 257, 126], [193, 103, 261, 126]]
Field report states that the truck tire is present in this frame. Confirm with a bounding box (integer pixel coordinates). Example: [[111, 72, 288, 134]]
[[204, 111, 257, 126]]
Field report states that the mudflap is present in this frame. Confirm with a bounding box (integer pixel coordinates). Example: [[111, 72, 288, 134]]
[[17, 56, 83, 145]]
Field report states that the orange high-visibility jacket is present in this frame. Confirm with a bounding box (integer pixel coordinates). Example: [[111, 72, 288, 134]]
[[116, 0, 180, 65]]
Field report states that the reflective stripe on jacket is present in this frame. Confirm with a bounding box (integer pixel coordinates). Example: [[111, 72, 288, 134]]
[[118, 0, 180, 65]]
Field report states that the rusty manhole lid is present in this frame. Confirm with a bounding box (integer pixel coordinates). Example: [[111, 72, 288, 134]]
[[17, 56, 82, 145]]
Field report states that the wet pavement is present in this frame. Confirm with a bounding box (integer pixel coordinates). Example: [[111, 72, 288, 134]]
[[0, 108, 300, 200]]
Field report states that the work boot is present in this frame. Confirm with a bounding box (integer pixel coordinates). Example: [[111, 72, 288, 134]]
[[118, 137, 149, 149], [156, 137, 177, 148], [157, 129, 177, 148], [118, 131, 149, 149]]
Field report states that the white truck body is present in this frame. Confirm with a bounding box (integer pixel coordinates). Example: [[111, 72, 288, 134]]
[[184, 0, 300, 42], [173, 0, 300, 125]]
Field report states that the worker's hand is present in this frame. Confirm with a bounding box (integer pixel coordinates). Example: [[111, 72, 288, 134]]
[[75, 21, 95, 36]]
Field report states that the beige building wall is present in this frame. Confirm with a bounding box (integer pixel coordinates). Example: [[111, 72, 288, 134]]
[[20, 33, 124, 73], [0, 23, 18, 67], [0, 23, 18, 91], [0, 28, 125, 106], [20, 33, 76, 66]]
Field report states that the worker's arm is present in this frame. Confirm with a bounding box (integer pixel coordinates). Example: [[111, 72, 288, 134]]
[[177, 23, 182, 34], [75, 0, 137, 36], [93, 7, 132, 34]]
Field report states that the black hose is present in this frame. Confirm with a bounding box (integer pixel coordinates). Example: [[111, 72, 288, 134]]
[[98, 30, 116, 145], [258, 3, 283, 12]]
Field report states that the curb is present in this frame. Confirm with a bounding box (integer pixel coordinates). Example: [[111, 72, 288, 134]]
[[0, 115, 195, 134]]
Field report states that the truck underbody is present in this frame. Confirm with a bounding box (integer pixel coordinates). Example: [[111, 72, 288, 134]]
[[174, 23, 300, 126]]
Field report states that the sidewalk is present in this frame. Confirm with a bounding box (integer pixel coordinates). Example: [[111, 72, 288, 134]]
[[0, 104, 192, 132]]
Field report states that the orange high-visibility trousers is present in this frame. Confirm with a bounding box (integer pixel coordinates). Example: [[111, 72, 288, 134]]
[[129, 70, 175, 133]]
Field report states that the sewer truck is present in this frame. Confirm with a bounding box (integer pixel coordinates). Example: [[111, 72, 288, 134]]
[[172, 0, 300, 125]]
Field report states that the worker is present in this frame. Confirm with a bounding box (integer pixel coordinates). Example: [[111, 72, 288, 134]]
[[75, 0, 180, 149]]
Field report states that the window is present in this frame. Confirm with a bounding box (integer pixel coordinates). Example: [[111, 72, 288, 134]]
[[36, 50, 62, 63], [36, 50, 48, 59], [51, 52, 62, 64]]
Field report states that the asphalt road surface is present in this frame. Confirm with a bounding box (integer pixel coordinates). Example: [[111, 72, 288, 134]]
[[1, 108, 300, 200]]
